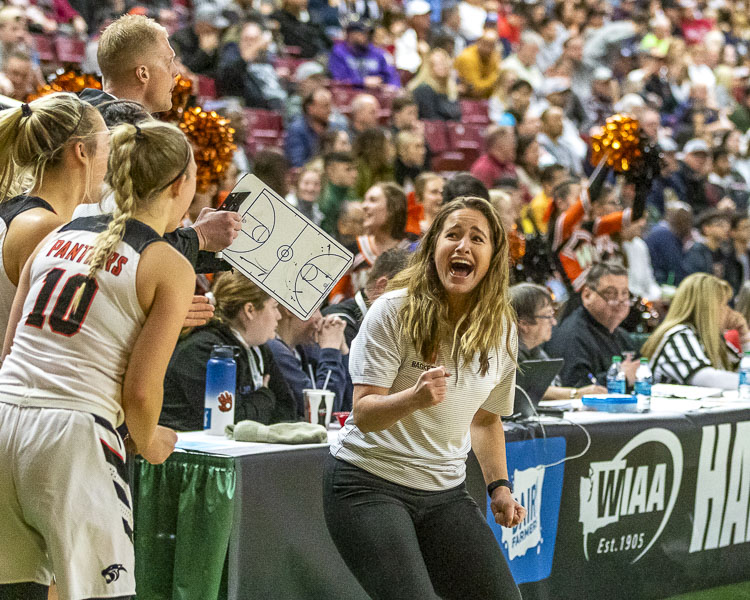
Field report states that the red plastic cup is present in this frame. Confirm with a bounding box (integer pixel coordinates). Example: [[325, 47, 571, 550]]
[[333, 411, 350, 427]]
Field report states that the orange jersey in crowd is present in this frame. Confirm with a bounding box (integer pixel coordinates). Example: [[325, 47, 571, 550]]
[[551, 190, 631, 292]]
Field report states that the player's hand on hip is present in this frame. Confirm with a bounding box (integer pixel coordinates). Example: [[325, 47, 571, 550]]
[[412, 366, 451, 408], [491, 487, 526, 528], [192, 207, 242, 252], [140, 426, 178, 465], [183, 295, 215, 328]]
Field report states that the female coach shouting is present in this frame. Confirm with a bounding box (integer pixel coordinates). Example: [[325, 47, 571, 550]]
[[323, 196, 524, 600]]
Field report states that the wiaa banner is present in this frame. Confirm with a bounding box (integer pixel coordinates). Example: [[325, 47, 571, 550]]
[[488, 408, 750, 600]]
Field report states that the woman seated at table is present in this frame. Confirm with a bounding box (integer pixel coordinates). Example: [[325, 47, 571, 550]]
[[510, 283, 605, 400], [160, 272, 297, 430], [641, 273, 750, 389]]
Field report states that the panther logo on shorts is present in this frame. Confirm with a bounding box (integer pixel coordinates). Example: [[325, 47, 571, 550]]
[[101, 563, 127, 583]]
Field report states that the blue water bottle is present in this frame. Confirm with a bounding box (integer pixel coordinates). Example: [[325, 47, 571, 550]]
[[204, 345, 237, 435]]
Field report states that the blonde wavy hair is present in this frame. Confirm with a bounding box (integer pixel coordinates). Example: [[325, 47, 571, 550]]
[[0, 93, 101, 202], [387, 196, 515, 376], [212, 271, 270, 324], [641, 273, 733, 370], [407, 48, 458, 102], [73, 120, 191, 306]]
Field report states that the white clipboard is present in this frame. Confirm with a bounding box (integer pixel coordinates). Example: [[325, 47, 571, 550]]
[[218, 174, 354, 320]]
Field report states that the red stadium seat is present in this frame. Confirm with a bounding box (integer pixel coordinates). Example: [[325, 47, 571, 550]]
[[273, 57, 306, 80], [330, 85, 361, 108], [197, 76, 217, 99], [422, 120, 449, 154], [32, 34, 56, 62], [244, 108, 283, 133], [432, 151, 473, 173], [460, 99, 490, 124], [446, 122, 485, 149], [53, 36, 85, 64]]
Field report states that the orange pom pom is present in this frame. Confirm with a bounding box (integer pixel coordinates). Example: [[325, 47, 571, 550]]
[[589, 114, 643, 173], [26, 69, 101, 102]]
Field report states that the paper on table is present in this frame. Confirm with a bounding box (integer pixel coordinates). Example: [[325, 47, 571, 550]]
[[218, 174, 354, 320], [651, 384, 723, 399]]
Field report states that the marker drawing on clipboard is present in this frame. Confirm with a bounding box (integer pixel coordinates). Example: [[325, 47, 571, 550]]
[[218, 174, 354, 320]]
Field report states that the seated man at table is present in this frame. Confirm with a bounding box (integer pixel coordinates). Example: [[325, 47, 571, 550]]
[[511, 282, 606, 400], [545, 262, 638, 388]]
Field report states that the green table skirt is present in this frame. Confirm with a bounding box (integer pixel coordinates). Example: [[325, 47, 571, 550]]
[[133, 452, 236, 600]]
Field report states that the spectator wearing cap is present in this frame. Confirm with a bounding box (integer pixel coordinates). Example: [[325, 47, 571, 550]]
[[169, 5, 228, 78], [454, 28, 501, 100], [583, 67, 617, 130], [407, 48, 461, 121], [329, 21, 400, 88], [537, 106, 583, 177], [285, 60, 327, 122], [395, 0, 432, 73], [270, 0, 331, 59], [285, 87, 332, 167], [469, 125, 517, 189], [501, 31, 544, 91], [665, 138, 711, 214], [683, 208, 731, 279], [216, 20, 287, 111]]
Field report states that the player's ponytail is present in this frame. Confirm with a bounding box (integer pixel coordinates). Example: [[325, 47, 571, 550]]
[[0, 93, 99, 202], [73, 120, 191, 308]]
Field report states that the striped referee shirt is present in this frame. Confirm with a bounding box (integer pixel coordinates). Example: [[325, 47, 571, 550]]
[[330, 289, 517, 491], [649, 324, 739, 385]]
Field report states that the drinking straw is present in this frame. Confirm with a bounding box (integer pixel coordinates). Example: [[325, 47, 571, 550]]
[[308, 364, 316, 389], [322, 369, 332, 391]]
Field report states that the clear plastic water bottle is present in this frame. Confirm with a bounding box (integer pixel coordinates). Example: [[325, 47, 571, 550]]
[[204, 345, 237, 435], [635, 358, 652, 411], [739, 351, 750, 400], [606, 356, 626, 394]]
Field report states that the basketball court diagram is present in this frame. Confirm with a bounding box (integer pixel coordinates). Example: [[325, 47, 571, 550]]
[[219, 175, 354, 320]]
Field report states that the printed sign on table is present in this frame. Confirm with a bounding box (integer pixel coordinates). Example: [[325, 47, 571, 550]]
[[219, 175, 354, 320], [488, 436, 566, 584]]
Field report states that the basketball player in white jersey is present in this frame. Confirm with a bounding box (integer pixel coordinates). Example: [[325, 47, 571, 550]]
[[0, 93, 109, 341], [0, 120, 196, 600]]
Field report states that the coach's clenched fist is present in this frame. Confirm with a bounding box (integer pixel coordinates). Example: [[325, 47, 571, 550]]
[[412, 366, 451, 408]]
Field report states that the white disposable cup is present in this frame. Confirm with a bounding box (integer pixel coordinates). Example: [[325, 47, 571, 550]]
[[303, 389, 335, 427]]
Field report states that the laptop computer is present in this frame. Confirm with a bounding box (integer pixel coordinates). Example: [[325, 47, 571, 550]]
[[512, 358, 565, 419]]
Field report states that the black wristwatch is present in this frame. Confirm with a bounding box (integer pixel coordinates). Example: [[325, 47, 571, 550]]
[[487, 478, 513, 497]]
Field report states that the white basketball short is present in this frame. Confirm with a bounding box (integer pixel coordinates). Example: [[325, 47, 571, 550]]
[[0, 401, 135, 600]]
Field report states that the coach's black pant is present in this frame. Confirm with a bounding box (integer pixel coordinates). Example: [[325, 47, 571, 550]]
[[322, 454, 521, 600]]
